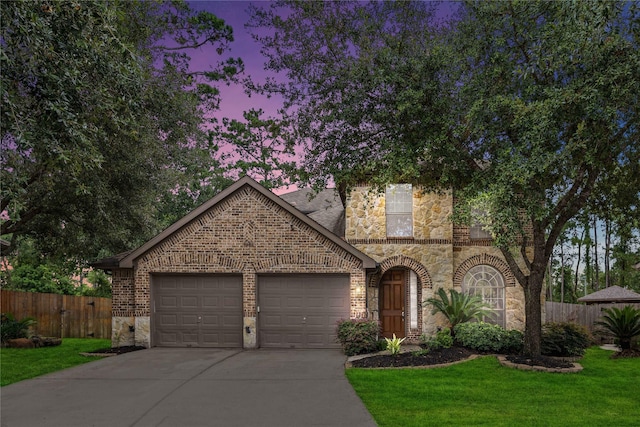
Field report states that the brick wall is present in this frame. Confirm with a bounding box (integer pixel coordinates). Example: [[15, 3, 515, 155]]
[[116, 185, 368, 323]]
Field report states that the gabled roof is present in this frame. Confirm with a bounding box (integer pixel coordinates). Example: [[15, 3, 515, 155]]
[[117, 176, 376, 269], [279, 187, 345, 237], [577, 285, 640, 304]]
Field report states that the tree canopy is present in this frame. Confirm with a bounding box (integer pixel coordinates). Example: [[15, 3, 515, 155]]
[[250, 0, 639, 355], [1, 0, 242, 259]]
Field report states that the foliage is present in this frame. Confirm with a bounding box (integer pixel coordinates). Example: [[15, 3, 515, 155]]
[[384, 334, 406, 356], [1, 313, 37, 344], [2, 238, 77, 295], [336, 319, 380, 356], [251, 0, 640, 357], [247, 1, 450, 193], [595, 306, 640, 351], [346, 348, 640, 427], [79, 270, 112, 298], [1, 0, 242, 259], [425, 288, 494, 333], [454, 322, 524, 354], [540, 322, 591, 357], [420, 328, 454, 351], [218, 109, 298, 189], [1, 338, 110, 386]]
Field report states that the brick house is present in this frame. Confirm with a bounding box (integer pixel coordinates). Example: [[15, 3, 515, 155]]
[[95, 177, 526, 349]]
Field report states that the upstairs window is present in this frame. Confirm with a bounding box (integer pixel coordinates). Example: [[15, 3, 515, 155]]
[[386, 184, 412, 237], [469, 208, 492, 239]]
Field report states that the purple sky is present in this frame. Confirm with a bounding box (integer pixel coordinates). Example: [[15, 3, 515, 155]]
[[187, 1, 459, 122]]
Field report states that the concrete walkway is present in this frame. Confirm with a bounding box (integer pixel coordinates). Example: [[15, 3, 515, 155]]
[[0, 348, 376, 427]]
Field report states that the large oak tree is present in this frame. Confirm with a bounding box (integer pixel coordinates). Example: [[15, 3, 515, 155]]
[[1, 0, 242, 259], [250, 1, 639, 355]]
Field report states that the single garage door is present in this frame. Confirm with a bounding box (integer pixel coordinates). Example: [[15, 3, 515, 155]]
[[259, 274, 350, 348], [153, 275, 242, 348]]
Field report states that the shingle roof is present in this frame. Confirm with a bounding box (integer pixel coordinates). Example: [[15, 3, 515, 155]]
[[279, 188, 345, 237], [577, 285, 640, 303]]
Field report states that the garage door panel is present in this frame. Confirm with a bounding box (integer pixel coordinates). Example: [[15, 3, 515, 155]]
[[259, 275, 349, 349], [153, 275, 242, 348]]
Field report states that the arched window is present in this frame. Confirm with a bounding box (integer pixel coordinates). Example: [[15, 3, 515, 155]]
[[462, 265, 505, 327]]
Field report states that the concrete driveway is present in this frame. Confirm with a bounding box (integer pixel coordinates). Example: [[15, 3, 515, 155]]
[[0, 348, 376, 427]]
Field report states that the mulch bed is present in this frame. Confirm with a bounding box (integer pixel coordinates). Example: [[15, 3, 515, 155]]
[[612, 349, 640, 359], [348, 346, 595, 371], [83, 345, 146, 356], [349, 346, 474, 368]]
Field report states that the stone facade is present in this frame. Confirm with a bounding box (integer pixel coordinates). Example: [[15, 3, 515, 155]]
[[110, 180, 372, 348], [346, 185, 529, 341]]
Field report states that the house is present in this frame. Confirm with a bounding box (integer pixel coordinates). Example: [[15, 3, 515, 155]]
[[94, 176, 526, 349]]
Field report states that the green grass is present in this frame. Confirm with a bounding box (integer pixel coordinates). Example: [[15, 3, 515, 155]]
[[347, 347, 640, 427], [1, 338, 111, 386]]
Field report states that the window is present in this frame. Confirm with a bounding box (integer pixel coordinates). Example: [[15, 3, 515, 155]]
[[462, 265, 505, 327], [386, 184, 412, 237], [469, 208, 492, 239]]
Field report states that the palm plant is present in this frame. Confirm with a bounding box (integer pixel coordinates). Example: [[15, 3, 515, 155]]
[[425, 288, 495, 334], [595, 305, 640, 350]]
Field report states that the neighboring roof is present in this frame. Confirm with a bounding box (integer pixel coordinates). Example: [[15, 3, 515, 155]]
[[117, 176, 376, 269], [279, 188, 345, 237], [577, 285, 640, 304]]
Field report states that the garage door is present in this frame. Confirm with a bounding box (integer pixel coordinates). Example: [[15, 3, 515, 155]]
[[259, 274, 350, 349], [153, 275, 242, 348]]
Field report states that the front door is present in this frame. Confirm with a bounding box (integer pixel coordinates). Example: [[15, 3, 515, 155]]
[[380, 270, 405, 338]]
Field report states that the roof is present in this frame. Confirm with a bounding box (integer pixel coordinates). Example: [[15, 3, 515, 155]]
[[577, 285, 640, 304], [279, 188, 345, 237], [113, 176, 375, 269], [89, 251, 133, 269]]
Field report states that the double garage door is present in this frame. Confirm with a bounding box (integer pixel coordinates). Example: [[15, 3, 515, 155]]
[[152, 274, 349, 349]]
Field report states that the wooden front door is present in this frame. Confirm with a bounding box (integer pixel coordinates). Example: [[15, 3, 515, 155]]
[[380, 270, 405, 338]]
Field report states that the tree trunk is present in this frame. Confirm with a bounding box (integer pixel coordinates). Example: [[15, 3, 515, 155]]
[[593, 215, 599, 291], [605, 219, 611, 287], [523, 273, 544, 356]]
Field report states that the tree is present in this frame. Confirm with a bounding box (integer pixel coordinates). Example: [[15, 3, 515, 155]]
[[1, 1, 242, 259], [248, 1, 452, 195], [219, 109, 297, 189], [251, 1, 639, 355], [448, 1, 639, 355]]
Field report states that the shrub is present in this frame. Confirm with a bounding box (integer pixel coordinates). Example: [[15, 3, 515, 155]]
[[385, 334, 406, 356], [420, 327, 454, 351], [541, 322, 591, 357], [336, 319, 380, 356], [1, 313, 37, 344], [454, 322, 523, 353], [425, 288, 495, 333], [595, 306, 640, 351]]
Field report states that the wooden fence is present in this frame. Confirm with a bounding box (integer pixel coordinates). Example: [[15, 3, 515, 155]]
[[1, 290, 111, 339], [544, 301, 640, 335]]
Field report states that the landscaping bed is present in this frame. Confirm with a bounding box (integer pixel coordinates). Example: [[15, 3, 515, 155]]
[[81, 345, 146, 356], [349, 346, 474, 368]]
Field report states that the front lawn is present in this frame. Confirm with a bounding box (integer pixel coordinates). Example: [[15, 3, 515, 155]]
[[347, 347, 640, 427], [1, 338, 111, 386]]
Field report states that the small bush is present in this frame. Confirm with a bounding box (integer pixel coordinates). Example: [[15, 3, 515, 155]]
[[1, 313, 37, 344], [454, 322, 524, 353], [541, 322, 591, 357], [336, 319, 380, 356], [385, 334, 406, 355], [420, 327, 454, 351]]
